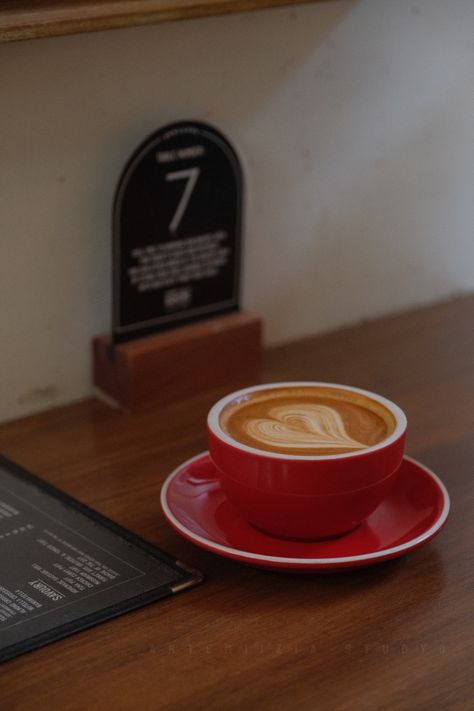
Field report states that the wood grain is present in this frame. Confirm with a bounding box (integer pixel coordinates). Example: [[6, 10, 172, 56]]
[[93, 311, 262, 410], [0, 295, 473, 710], [0, 0, 326, 42]]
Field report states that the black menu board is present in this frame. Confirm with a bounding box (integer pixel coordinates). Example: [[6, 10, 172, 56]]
[[0, 455, 202, 663], [112, 120, 243, 343]]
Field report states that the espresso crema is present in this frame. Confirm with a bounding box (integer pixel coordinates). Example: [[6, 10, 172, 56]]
[[219, 386, 396, 456]]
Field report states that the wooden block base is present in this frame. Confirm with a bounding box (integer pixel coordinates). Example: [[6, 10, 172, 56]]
[[92, 311, 263, 410]]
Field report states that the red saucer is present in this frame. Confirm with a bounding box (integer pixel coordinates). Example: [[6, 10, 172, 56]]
[[160, 453, 449, 572]]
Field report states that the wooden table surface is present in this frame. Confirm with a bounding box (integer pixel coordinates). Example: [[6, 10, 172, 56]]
[[0, 296, 473, 710]]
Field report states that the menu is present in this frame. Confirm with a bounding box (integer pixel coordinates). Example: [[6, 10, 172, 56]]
[[0, 455, 202, 662]]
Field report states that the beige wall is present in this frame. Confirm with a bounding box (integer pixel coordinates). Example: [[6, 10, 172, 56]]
[[1, 0, 474, 423]]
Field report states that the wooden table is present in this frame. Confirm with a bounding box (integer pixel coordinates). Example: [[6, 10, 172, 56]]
[[1, 296, 473, 710]]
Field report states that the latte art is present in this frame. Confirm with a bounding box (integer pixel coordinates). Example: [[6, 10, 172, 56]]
[[245, 404, 366, 451], [219, 385, 397, 456]]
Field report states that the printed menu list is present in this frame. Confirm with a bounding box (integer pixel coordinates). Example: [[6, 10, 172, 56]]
[[0, 457, 201, 662]]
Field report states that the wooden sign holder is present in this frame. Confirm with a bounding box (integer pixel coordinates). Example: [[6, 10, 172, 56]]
[[93, 311, 262, 411]]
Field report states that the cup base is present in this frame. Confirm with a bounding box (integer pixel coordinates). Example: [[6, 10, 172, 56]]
[[249, 521, 362, 542], [218, 467, 399, 542]]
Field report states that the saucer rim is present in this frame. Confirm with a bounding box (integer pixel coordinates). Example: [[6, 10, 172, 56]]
[[160, 453, 450, 565]]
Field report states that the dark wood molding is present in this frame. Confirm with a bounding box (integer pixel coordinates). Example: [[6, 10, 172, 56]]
[[0, 0, 325, 43]]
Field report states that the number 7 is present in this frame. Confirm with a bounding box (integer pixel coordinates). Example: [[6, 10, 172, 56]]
[[166, 167, 200, 233]]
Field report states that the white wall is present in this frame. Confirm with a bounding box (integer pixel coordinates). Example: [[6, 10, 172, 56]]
[[1, 0, 473, 423]]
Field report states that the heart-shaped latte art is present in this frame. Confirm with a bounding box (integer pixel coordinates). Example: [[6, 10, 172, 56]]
[[244, 403, 366, 451]]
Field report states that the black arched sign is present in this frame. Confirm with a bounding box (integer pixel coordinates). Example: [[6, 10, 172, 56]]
[[112, 121, 243, 343]]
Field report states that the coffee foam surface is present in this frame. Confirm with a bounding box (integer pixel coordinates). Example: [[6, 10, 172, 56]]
[[219, 386, 396, 456]]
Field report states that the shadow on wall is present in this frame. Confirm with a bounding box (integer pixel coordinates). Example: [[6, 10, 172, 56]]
[[242, 1, 474, 344]]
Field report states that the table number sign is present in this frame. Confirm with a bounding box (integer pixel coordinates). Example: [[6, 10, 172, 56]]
[[93, 121, 261, 410], [112, 121, 243, 343]]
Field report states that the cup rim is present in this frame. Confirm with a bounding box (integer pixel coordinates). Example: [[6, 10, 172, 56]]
[[207, 381, 407, 461]]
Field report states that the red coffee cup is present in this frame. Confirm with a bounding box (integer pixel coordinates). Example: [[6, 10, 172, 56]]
[[207, 382, 407, 540]]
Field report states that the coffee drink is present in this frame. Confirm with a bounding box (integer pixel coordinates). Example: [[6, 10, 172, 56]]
[[209, 382, 406, 538], [219, 385, 396, 456]]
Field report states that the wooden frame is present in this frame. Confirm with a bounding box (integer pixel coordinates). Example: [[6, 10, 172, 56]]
[[0, 0, 326, 43]]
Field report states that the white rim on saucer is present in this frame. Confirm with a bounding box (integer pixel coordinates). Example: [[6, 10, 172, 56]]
[[207, 382, 408, 461], [160, 453, 450, 566]]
